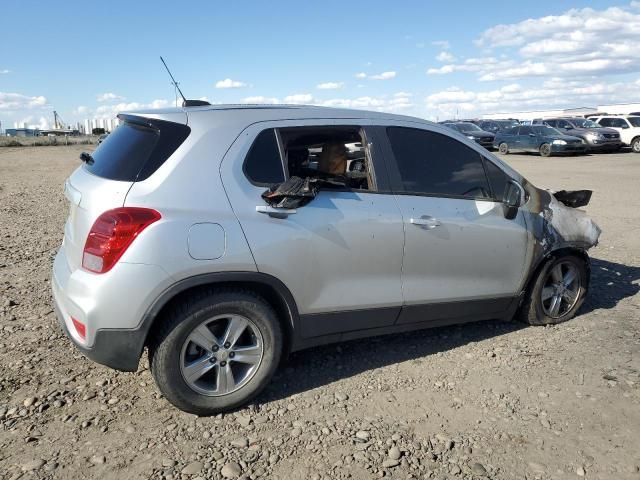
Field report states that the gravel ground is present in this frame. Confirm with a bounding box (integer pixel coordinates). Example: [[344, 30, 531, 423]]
[[0, 145, 638, 480]]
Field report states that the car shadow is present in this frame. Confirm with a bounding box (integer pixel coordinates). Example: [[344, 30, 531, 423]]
[[254, 256, 638, 406], [581, 257, 640, 313]]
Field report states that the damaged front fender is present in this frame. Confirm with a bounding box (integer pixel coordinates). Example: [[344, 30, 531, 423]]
[[523, 183, 601, 261]]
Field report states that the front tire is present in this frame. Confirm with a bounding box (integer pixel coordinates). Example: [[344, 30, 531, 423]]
[[518, 255, 588, 326], [539, 143, 552, 157], [149, 289, 283, 415], [631, 137, 640, 153], [498, 142, 509, 154]]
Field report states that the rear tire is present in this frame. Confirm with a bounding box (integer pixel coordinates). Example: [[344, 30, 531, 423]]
[[518, 255, 588, 326], [149, 289, 283, 415], [539, 143, 552, 157], [498, 142, 509, 155]]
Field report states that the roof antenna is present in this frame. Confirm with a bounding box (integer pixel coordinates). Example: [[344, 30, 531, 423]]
[[160, 56, 210, 108]]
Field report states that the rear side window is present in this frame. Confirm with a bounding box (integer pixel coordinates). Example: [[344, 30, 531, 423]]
[[243, 129, 285, 185], [85, 117, 190, 182], [386, 127, 491, 199]]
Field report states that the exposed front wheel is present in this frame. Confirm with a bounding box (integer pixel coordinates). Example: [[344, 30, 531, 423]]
[[498, 142, 509, 155], [518, 255, 588, 325], [539, 143, 552, 157], [149, 290, 283, 415], [631, 137, 640, 153]]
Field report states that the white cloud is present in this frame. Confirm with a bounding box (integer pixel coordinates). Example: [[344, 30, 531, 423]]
[[432, 40, 451, 50], [317, 82, 344, 90], [73, 105, 89, 115], [17, 116, 49, 129], [96, 92, 124, 102], [354, 71, 396, 80], [436, 51, 456, 62], [215, 78, 248, 89], [0, 69, 10, 74], [428, 4, 640, 81], [425, 78, 640, 118], [284, 93, 315, 104], [369, 71, 396, 80], [0, 92, 47, 110], [241, 96, 279, 104], [94, 99, 173, 118]]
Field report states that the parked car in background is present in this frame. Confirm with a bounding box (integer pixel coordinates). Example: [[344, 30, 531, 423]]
[[538, 118, 622, 152], [476, 119, 520, 135], [494, 125, 587, 157], [442, 122, 495, 149], [53, 104, 600, 414], [590, 115, 640, 153]]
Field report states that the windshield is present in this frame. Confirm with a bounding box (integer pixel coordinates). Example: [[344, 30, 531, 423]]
[[572, 119, 601, 128], [628, 117, 640, 127], [532, 125, 562, 136], [456, 123, 482, 132]]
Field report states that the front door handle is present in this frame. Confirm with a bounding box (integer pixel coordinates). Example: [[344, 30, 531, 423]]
[[410, 215, 441, 229], [256, 205, 297, 219]]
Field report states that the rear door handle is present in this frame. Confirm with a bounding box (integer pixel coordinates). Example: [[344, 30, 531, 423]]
[[410, 216, 441, 229], [256, 205, 297, 219]]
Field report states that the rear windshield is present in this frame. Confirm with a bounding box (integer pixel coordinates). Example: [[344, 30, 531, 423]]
[[84, 116, 190, 181]]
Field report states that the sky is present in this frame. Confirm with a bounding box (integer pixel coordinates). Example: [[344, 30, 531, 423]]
[[1, 0, 640, 129]]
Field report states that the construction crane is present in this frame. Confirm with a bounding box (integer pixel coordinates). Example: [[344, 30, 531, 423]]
[[53, 110, 66, 130]]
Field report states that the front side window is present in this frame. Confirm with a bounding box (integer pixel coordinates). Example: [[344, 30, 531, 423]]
[[386, 127, 491, 199], [243, 129, 285, 186], [519, 126, 533, 135], [533, 125, 562, 136], [483, 159, 510, 202]]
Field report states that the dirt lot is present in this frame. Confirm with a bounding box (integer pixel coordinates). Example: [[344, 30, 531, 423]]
[[0, 146, 638, 480]]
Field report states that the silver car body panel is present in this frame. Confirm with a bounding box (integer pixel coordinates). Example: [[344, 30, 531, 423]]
[[219, 119, 405, 316]]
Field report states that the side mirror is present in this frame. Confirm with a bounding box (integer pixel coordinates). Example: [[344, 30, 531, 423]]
[[503, 180, 524, 219], [621, 124, 629, 129]]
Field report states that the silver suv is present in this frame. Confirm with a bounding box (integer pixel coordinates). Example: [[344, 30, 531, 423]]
[[53, 105, 601, 414]]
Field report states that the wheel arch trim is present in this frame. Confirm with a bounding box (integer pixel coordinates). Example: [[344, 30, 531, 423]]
[[141, 271, 301, 354]]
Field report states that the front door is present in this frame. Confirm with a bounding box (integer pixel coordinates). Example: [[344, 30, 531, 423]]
[[220, 121, 405, 338], [381, 125, 529, 324]]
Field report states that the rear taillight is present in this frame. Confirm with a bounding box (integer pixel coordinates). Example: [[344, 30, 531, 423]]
[[82, 207, 161, 273], [71, 317, 86, 340]]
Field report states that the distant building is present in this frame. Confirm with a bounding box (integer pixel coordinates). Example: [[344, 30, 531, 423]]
[[83, 117, 120, 134], [482, 103, 640, 121], [596, 103, 640, 115], [482, 107, 597, 121], [5, 128, 40, 137]]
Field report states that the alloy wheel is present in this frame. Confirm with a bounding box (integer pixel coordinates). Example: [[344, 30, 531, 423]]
[[540, 144, 551, 157], [180, 314, 264, 396], [541, 261, 581, 319]]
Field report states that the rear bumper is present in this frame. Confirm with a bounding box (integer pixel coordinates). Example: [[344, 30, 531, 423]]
[[53, 297, 144, 371], [51, 247, 171, 372]]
